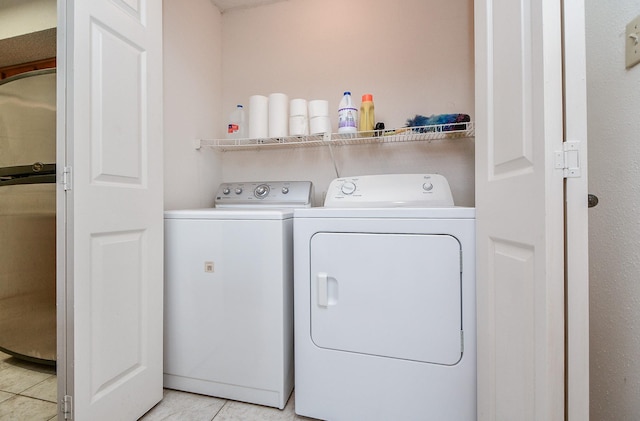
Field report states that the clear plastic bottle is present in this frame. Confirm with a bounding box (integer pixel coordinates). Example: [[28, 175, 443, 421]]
[[358, 94, 375, 136], [227, 104, 246, 139], [338, 91, 358, 134]]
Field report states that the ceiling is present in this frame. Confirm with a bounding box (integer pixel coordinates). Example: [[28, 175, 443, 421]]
[[209, 0, 288, 13]]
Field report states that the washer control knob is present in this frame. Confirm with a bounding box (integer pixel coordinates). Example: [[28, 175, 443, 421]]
[[254, 184, 270, 198], [282, 187, 289, 194], [341, 181, 357, 195], [423, 182, 434, 192], [223, 187, 231, 195], [235, 187, 243, 195]]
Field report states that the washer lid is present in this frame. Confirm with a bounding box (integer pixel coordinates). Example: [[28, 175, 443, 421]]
[[324, 174, 454, 207]]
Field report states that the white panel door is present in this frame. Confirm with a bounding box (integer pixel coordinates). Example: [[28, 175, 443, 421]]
[[475, 0, 566, 420], [57, 0, 163, 419]]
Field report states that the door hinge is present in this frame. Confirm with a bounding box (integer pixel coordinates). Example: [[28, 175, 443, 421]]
[[62, 166, 73, 191], [61, 395, 73, 419], [554, 141, 581, 178]]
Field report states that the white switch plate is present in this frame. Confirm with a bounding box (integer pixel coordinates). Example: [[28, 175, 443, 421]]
[[626, 15, 640, 69]]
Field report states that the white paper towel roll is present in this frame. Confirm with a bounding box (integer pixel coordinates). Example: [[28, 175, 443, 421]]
[[289, 115, 309, 136], [249, 95, 268, 138], [289, 98, 308, 117], [268, 93, 289, 138], [289, 98, 308, 136], [309, 115, 331, 134], [308, 99, 329, 118]]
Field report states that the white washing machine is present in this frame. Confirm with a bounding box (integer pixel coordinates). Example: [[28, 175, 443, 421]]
[[293, 174, 475, 420], [163, 180, 312, 409]]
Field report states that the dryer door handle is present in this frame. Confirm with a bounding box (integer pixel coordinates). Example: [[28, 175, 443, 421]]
[[317, 272, 338, 307], [318, 272, 329, 307]]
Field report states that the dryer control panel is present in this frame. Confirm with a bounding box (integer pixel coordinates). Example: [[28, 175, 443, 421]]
[[324, 174, 454, 207]]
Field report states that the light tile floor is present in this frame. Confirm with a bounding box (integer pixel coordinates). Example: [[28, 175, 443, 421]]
[[0, 349, 317, 421], [0, 350, 57, 421], [139, 389, 318, 421]]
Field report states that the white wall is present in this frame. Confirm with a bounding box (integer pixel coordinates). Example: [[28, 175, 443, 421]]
[[218, 0, 475, 206], [0, 0, 55, 39], [586, 1, 640, 419], [163, 0, 224, 210]]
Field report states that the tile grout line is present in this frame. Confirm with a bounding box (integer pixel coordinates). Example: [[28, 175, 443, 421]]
[[14, 374, 55, 396], [0, 392, 58, 419], [16, 392, 57, 404], [210, 399, 230, 420]]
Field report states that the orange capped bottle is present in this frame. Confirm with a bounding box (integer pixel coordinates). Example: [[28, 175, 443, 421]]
[[358, 94, 375, 136]]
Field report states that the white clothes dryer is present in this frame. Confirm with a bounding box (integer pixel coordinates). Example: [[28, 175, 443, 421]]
[[163, 181, 312, 409], [293, 174, 475, 420]]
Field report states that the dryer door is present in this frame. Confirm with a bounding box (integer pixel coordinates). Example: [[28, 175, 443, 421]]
[[310, 232, 463, 365]]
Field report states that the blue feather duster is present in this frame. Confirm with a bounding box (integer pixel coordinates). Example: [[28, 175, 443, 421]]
[[406, 114, 470, 132]]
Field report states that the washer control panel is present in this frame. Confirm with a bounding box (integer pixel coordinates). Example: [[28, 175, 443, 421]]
[[215, 180, 313, 208], [324, 174, 454, 208]]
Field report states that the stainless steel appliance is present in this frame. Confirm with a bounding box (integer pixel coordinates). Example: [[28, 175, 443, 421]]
[[0, 69, 57, 364]]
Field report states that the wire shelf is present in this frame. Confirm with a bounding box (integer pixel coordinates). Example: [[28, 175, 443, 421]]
[[197, 121, 474, 151]]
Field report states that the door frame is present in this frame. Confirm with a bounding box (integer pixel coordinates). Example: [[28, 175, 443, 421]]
[[55, 0, 70, 415], [563, 0, 590, 419]]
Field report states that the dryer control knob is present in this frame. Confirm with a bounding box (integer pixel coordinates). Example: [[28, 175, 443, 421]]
[[235, 187, 243, 195], [422, 182, 434, 191], [341, 181, 357, 195], [282, 187, 289, 194], [223, 187, 231, 195]]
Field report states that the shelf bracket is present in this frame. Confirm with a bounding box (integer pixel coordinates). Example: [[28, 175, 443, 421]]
[[194, 139, 202, 150], [322, 132, 332, 143]]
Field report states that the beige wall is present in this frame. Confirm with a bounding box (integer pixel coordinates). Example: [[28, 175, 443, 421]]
[[586, 1, 640, 419], [163, 0, 224, 210], [217, 0, 475, 206], [0, 0, 56, 40]]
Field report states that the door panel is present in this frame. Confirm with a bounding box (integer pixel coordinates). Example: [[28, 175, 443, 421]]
[[491, 0, 533, 176], [90, 20, 145, 185], [58, 0, 163, 419], [89, 230, 147, 399], [491, 240, 536, 419], [310, 233, 462, 365], [475, 0, 565, 420]]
